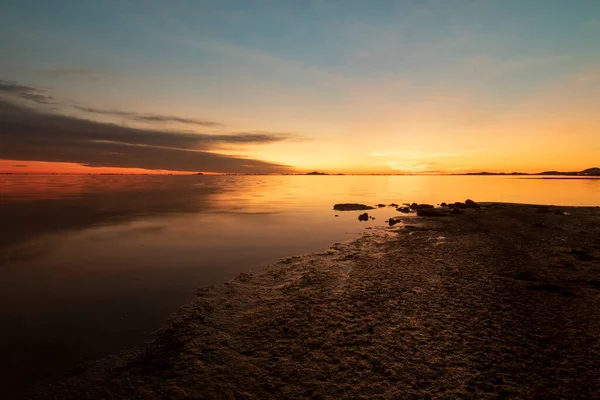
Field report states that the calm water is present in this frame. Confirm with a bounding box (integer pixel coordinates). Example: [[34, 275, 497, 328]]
[[1, 174, 599, 395]]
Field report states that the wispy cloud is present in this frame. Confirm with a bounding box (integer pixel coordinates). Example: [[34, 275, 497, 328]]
[[1, 79, 226, 128], [0, 80, 301, 173], [0, 100, 294, 173], [72, 105, 224, 127], [0, 80, 54, 104]]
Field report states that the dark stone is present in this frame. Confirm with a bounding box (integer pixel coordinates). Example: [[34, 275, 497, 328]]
[[465, 199, 480, 208], [409, 203, 434, 210], [561, 249, 596, 261], [451, 202, 467, 208], [376, 204, 386, 208], [397, 207, 411, 213], [388, 218, 399, 226], [334, 203, 375, 211], [388, 203, 399, 207], [528, 284, 576, 296], [358, 213, 369, 221], [440, 202, 448, 207], [512, 271, 537, 281], [417, 208, 447, 217], [451, 208, 464, 214]]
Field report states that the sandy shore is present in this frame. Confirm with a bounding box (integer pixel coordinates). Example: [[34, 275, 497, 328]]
[[26, 203, 600, 399]]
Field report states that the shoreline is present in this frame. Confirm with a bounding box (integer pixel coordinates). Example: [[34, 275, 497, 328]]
[[26, 203, 600, 399]]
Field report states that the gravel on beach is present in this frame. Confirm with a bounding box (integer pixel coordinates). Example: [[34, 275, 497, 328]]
[[27, 203, 600, 399]]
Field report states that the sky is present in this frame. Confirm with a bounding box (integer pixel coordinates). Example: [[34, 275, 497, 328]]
[[1, 0, 599, 174]]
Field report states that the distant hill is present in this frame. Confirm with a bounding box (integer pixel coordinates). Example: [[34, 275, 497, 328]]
[[304, 171, 328, 175], [581, 167, 600, 176], [538, 167, 599, 176], [462, 168, 599, 176]]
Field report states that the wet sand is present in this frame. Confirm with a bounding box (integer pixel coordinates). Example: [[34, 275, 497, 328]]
[[25, 203, 600, 399]]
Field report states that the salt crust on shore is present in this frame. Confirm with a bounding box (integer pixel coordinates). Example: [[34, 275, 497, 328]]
[[28, 203, 600, 399]]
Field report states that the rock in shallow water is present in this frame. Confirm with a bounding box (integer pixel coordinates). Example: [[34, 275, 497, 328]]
[[465, 199, 480, 208], [358, 213, 369, 221], [417, 208, 448, 217], [334, 203, 375, 211]]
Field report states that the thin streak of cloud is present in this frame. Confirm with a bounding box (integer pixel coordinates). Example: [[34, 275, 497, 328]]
[[0, 100, 294, 173], [72, 105, 224, 127], [0, 80, 54, 104]]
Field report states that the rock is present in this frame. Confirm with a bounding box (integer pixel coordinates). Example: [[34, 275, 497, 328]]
[[450, 202, 467, 208], [334, 214, 339, 217], [376, 204, 386, 208], [369, 216, 375, 220], [440, 202, 448, 207], [388, 203, 399, 207], [560, 249, 596, 261], [334, 203, 375, 211], [388, 218, 399, 226], [358, 213, 369, 221], [417, 208, 448, 217], [451, 208, 464, 214], [397, 207, 411, 213], [410, 203, 434, 210], [465, 199, 480, 208]]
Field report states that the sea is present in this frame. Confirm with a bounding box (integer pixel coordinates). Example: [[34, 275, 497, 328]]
[[1, 174, 598, 395]]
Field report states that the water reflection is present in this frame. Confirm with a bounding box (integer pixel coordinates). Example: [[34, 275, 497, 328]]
[[0, 174, 598, 396], [0, 175, 375, 396]]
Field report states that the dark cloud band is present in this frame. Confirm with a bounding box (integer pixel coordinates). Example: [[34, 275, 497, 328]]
[[72, 106, 224, 127], [0, 80, 54, 104], [0, 100, 293, 173]]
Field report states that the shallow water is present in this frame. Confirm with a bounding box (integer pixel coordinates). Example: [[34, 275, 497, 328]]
[[0, 174, 598, 394]]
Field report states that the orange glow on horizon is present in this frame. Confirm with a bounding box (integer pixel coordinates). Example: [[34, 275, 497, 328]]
[[0, 160, 200, 175]]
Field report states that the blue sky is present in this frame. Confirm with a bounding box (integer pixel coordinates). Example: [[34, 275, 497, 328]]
[[1, 0, 599, 173]]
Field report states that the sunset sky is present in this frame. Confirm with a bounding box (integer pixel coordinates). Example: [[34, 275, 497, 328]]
[[1, 0, 599, 174]]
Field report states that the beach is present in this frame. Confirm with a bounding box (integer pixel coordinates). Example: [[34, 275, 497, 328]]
[[25, 203, 600, 399]]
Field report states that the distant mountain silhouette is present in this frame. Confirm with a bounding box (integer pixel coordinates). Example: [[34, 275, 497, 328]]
[[538, 167, 599, 176], [462, 168, 599, 176], [304, 171, 328, 175], [582, 167, 600, 175]]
